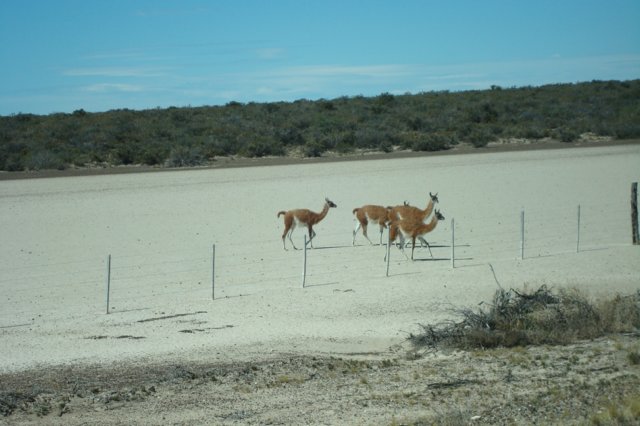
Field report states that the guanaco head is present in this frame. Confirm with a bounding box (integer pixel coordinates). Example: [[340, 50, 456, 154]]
[[435, 209, 445, 221], [429, 192, 439, 203], [325, 197, 337, 208]]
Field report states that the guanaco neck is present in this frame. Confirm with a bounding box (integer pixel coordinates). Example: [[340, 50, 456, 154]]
[[313, 202, 330, 224], [414, 213, 439, 236], [420, 198, 434, 220]]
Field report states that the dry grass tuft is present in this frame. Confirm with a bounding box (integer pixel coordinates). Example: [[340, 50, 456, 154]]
[[590, 393, 640, 425], [410, 285, 640, 350]]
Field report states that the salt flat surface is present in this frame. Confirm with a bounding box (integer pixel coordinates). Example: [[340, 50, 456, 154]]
[[1, 145, 638, 372]]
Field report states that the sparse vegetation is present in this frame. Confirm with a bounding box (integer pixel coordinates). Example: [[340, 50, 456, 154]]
[[1, 79, 639, 171], [409, 285, 640, 351], [590, 393, 640, 425]]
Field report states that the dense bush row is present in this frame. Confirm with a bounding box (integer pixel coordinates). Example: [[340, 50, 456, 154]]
[[1, 79, 639, 171]]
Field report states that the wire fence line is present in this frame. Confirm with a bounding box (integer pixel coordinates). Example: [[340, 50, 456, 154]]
[[0, 201, 634, 322]]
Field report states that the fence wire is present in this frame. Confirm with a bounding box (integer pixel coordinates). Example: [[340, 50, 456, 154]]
[[0, 202, 635, 324]]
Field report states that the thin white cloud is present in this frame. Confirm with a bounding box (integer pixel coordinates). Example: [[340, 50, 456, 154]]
[[219, 53, 640, 104], [256, 48, 286, 60], [134, 6, 209, 18], [81, 49, 147, 61], [64, 67, 166, 78], [83, 83, 144, 93], [422, 73, 484, 82], [233, 64, 414, 99], [6, 52, 636, 115], [274, 64, 413, 78]]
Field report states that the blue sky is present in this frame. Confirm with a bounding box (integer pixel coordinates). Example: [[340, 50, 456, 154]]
[[1, 0, 639, 116]]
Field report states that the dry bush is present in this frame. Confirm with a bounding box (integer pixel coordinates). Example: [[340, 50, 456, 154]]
[[597, 293, 640, 333], [410, 286, 640, 350]]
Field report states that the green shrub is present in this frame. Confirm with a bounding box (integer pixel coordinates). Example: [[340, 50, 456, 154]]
[[2, 155, 25, 171], [410, 132, 451, 152], [516, 124, 548, 139], [206, 136, 237, 156], [553, 127, 580, 142], [303, 140, 324, 157], [25, 150, 65, 170], [613, 123, 640, 139], [0, 141, 28, 171], [278, 128, 305, 146], [242, 139, 284, 157], [140, 145, 168, 165], [165, 145, 205, 167], [468, 126, 496, 147], [378, 140, 393, 153]]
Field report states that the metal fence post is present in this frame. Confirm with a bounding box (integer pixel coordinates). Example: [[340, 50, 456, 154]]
[[106, 254, 111, 314], [451, 218, 455, 269], [520, 210, 525, 260], [386, 228, 391, 277], [576, 205, 581, 253], [632, 182, 639, 245], [302, 235, 307, 288], [212, 244, 216, 300]]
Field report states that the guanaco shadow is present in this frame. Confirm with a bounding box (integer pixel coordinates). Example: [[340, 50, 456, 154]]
[[531, 246, 610, 259], [302, 281, 340, 288], [214, 293, 251, 300], [411, 256, 451, 262], [309, 244, 353, 250], [107, 307, 150, 315]]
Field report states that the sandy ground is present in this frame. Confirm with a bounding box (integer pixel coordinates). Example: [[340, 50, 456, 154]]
[[1, 143, 639, 423]]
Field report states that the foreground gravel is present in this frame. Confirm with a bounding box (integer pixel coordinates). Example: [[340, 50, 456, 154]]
[[2, 334, 639, 425]]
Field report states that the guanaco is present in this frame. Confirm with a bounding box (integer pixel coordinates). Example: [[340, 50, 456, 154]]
[[278, 198, 337, 250], [353, 201, 410, 246], [352, 205, 391, 246], [389, 209, 445, 260], [388, 192, 438, 223], [389, 192, 439, 249]]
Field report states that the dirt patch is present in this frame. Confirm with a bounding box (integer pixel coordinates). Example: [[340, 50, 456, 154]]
[[2, 335, 639, 424]]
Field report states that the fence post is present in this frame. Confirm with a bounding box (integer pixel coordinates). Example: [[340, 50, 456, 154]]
[[520, 210, 525, 260], [212, 244, 216, 300], [576, 205, 581, 253], [386, 228, 391, 277], [451, 218, 455, 269], [302, 235, 307, 288], [632, 182, 639, 245], [106, 254, 111, 314]]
